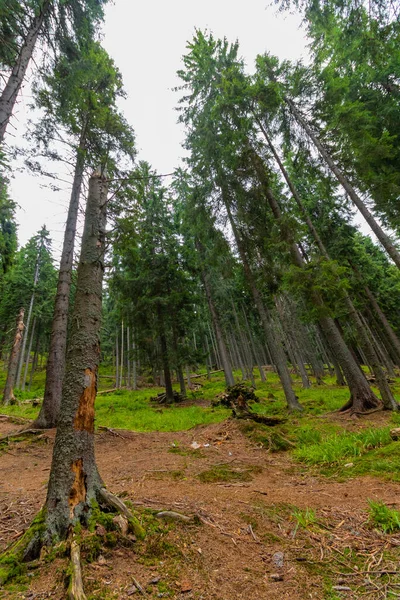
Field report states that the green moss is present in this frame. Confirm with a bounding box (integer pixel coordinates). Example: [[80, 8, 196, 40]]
[[197, 463, 262, 483], [0, 509, 46, 585], [128, 517, 146, 540]]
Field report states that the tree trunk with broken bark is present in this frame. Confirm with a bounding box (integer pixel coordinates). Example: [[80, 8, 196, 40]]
[[34, 141, 86, 429], [2, 308, 25, 405], [44, 172, 107, 542]]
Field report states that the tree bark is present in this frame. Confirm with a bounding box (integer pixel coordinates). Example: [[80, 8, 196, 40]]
[[0, 0, 52, 143], [196, 241, 235, 387], [34, 143, 86, 428], [223, 199, 302, 411], [157, 304, 174, 403], [22, 316, 36, 391], [251, 153, 381, 412], [262, 132, 397, 405], [283, 99, 400, 269], [45, 172, 107, 542], [16, 243, 42, 389], [2, 308, 24, 405], [363, 284, 400, 367]]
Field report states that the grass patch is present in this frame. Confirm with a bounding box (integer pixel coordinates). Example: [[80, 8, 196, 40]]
[[294, 427, 392, 466], [197, 463, 262, 483], [368, 500, 400, 533], [291, 507, 318, 529]]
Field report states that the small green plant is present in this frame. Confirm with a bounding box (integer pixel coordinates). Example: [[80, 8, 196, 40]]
[[294, 428, 392, 466], [368, 500, 400, 533], [291, 507, 317, 530]]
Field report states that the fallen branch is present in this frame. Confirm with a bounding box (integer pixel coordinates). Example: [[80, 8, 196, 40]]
[[190, 370, 224, 379], [97, 426, 126, 439], [0, 428, 49, 442]]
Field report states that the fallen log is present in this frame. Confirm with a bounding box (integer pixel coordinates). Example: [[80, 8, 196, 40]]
[[190, 370, 224, 379]]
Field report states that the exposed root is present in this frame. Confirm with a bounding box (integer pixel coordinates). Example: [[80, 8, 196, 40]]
[[97, 426, 127, 439], [68, 539, 86, 600], [98, 487, 145, 539], [0, 414, 29, 423], [0, 428, 49, 443]]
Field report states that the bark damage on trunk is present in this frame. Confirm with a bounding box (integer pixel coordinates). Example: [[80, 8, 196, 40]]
[[0, 174, 144, 597], [2, 308, 25, 405]]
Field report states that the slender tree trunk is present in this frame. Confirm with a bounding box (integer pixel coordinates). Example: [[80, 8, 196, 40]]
[[132, 331, 137, 390], [127, 326, 130, 388], [264, 132, 397, 406], [120, 321, 124, 388], [115, 332, 120, 388], [16, 247, 41, 389], [157, 304, 174, 402], [282, 99, 400, 269], [263, 132, 395, 400], [196, 240, 235, 387], [2, 308, 25, 405], [363, 284, 400, 366], [22, 316, 36, 391], [45, 172, 108, 542], [223, 196, 302, 410], [172, 324, 186, 397], [252, 150, 383, 411], [29, 321, 41, 392], [35, 140, 86, 428], [242, 306, 266, 382], [0, 0, 52, 143]]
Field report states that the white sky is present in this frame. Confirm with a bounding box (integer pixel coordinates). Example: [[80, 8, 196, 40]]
[[6, 1, 312, 258]]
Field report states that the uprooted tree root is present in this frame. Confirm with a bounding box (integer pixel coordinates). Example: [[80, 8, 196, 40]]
[[0, 487, 146, 598], [213, 383, 285, 426]]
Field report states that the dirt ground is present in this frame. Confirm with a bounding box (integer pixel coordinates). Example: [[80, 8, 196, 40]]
[[1, 417, 399, 600]]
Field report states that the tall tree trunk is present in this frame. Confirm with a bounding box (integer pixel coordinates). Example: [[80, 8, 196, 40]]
[[172, 324, 186, 397], [132, 331, 138, 390], [363, 284, 400, 367], [34, 141, 86, 428], [45, 172, 108, 542], [263, 130, 396, 403], [157, 304, 174, 402], [242, 306, 266, 382], [223, 199, 302, 411], [253, 152, 386, 412], [115, 332, 120, 388], [29, 321, 41, 392], [22, 316, 36, 391], [0, 0, 52, 143], [196, 239, 235, 387], [127, 326, 131, 389], [16, 245, 42, 389], [282, 99, 400, 269], [120, 321, 124, 388], [2, 308, 25, 405]]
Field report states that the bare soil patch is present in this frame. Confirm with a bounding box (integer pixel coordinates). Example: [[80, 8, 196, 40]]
[[0, 418, 399, 599]]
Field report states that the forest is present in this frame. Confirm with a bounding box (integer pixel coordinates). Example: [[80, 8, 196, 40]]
[[0, 0, 400, 598]]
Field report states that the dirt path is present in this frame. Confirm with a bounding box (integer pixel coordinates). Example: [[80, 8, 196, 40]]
[[1, 419, 399, 599]]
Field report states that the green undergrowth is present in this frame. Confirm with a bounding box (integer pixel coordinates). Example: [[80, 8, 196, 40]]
[[0, 509, 46, 587], [368, 500, 400, 533]]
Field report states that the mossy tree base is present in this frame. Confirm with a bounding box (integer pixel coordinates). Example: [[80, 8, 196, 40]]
[[0, 489, 146, 596]]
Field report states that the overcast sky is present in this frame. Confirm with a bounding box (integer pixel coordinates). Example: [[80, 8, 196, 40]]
[[9, 1, 308, 257]]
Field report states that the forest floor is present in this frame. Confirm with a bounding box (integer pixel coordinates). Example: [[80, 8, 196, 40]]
[[1, 371, 400, 599]]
